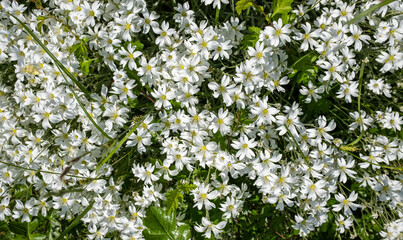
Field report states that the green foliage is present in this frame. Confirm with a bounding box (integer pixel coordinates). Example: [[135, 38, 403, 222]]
[[69, 37, 98, 76], [241, 26, 261, 49], [96, 114, 149, 171], [348, 0, 398, 24], [271, 0, 294, 17], [6, 219, 48, 240], [36, 15, 51, 33], [236, 0, 253, 15], [291, 51, 319, 71], [56, 200, 95, 240], [143, 206, 190, 240], [165, 189, 183, 213], [70, 37, 89, 59], [132, 40, 144, 51], [165, 183, 196, 213], [289, 51, 319, 85], [13, 184, 33, 199]]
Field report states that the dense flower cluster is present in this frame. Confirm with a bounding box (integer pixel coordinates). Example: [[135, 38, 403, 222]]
[[0, 0, 402, 239]]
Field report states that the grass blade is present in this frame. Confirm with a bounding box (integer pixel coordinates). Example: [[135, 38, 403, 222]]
[[10, 14, 112, 140], [348, 0, 397, 25], [96, 114, 148, 171], [56, 200, 95, 240], [10, 14, 93, 100], [57, 65, 112, 140]]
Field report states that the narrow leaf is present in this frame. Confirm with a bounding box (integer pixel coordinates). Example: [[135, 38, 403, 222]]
[[291, 51, 318, 71], [9, 221, 28, 237], [56, 200, 95, 240], [348, 0, 397, 25], [96, 114, 148, 170], [56, 65, 112, 140], [10, 14, 92, 100]]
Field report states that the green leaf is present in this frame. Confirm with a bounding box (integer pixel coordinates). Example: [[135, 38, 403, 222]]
[[241, 26, 261, 49], [248, 26, 261, 35], [348, 0, 397, 25], [80, 58, 96, 76], [29, 219, 39, 233], [14, 184, 32, 199], [56, 64, 112, 140], [96, 114, 149, 170], [36, 16, 49, 22], [69, 43, 82, 55], [174, 225, 191, 240], [236, 0, 253, 15], [291, 51, 318, 71], [34, 0, 42, 8], [9, 221, 28, 237], [272, 0, 294, 16], [30, 233, 47, 240], [49, 217, 60, 228], [128, 97, 138, 108], [55, 200, 95, 240], [143, 206, 176, 240], [179, 183, 196, 194], [132, 40, 144, 51], [165, 189, 183, 213]]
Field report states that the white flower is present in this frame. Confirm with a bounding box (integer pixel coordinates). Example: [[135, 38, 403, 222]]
[[231, 135, 257, 160], [301, 178, 327, 201], [346, 24, 371, 51], [208, 75, 235, 106], [209, 108, 234, 135], [0, 198, 11, 221], [127, 129, 152, 154], [81, 1, 103, 27], [382, 112, 403, 131], [103, 103, 129, 130], [195, 217, 226, 239], [333, 191, 361, 216], [296, 22, 320, 51], [292, 214, 314, 237], [299, 81, 324, 103], [192, 183, 219, 210], [211, 40, 232, 60], [332, 158, 356, 183], [337, 81, 359, 103], [118, 43, 142, 70], [154, 21, 175, 46], [349, 110, 373, 131], [219, 196, 243, 219], [151, 85, 175, 110], [140, 10, 159, 34], [336, 215, 353, 234], [250, 96, 280, 125], [265, 18, 291, 47]]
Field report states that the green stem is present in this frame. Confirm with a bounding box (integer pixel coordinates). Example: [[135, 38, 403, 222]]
[[57, 65, 112, 140], [10, 14, 93, 100], [284, 124, 308, 163], [347, 61, 366, 146], [215, 7, 220, 26], [341, 150, 403, 171], [0, 160, 95, 179], [96, 113, 150, 171]]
